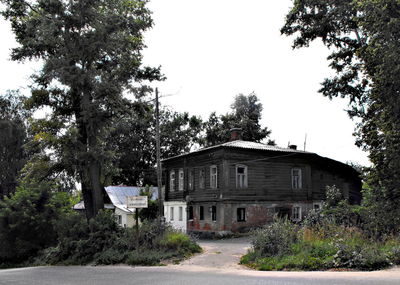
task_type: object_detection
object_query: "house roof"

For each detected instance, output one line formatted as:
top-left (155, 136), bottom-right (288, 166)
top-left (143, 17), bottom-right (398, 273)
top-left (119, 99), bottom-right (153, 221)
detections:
top-left (105, 186), bottom-right (158, 213)
top-left (162, 140), bottom-right (312, 162)
top-left (73, 186), bottom-right (158, 213)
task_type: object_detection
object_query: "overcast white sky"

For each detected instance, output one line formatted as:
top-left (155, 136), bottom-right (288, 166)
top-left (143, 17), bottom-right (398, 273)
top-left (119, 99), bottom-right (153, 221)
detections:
top-left (0, 0), bottom-right (370, 166)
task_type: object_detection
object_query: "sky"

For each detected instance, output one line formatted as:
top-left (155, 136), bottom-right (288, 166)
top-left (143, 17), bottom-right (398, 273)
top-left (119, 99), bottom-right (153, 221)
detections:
top-left (0, 0), bottom-right (370, 166)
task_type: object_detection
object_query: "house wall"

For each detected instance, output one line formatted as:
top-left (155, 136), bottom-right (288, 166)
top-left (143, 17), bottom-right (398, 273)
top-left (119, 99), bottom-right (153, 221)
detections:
top-left (115, 207), bottom-right (135, 228)
top-left (164, 201), bottom-right (187, 232)
top-left (163, 147), bottom-right (362, 234)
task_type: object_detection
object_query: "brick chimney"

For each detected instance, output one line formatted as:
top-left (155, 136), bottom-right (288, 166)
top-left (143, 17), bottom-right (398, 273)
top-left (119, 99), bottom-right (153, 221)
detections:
top-left (230, 128), bottom-right (242, 141)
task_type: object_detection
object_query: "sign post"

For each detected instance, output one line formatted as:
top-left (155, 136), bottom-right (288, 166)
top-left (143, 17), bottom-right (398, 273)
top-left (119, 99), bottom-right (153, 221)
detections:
top-left (127, 196), bottom-right (148, 251)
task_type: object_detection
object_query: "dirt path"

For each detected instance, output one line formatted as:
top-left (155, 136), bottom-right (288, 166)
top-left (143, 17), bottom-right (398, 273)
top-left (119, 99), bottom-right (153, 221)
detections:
top-left (172, 236), bottom-right (251, 271)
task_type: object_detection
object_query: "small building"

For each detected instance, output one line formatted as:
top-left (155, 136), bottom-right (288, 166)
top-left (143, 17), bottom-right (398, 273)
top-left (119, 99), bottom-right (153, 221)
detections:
top-left (162, 135), bottom-right (361, 236)
top-left (73, 185), bottom-right (158, 227)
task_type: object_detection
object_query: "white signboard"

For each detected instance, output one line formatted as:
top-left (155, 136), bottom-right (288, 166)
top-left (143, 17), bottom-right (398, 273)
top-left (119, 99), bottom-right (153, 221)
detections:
top-left (126, 196), bottom-right (148, 208)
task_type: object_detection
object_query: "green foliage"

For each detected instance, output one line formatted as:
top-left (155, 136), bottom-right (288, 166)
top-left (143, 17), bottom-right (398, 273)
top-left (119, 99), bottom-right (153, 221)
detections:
top-left (282, 0), bottom-right (400, 212)
top-left (0, 181), bottom-right (74, 266)
top-left (202, 92), bottom-right (274, 146)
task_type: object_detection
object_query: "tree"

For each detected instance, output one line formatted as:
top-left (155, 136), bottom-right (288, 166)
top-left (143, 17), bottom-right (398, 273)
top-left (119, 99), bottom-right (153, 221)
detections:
top-left (202, 93), bottom-right (274, 146)
top-left (1, 0), bottom-right (162, 218)
top-left (0, 91), bottom-right (30, 198)
top-left (107, 99), bottom-right (203, 186)
top-left (281, 1), bottom-right (400, 205)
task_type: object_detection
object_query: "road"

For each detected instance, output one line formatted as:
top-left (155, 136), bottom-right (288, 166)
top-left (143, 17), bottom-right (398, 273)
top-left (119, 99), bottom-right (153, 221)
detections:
top-left (1, 237), bottom-right (400, 285)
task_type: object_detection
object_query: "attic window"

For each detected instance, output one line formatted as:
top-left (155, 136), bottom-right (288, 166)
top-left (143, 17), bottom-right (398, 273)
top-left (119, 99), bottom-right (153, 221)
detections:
top-left (291, 168), bottom-right (302, 189)
top-left (236, 165), bottom-right (248, 188)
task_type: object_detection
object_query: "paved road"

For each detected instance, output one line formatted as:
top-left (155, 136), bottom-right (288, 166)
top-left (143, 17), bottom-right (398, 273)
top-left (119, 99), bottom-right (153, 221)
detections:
top-left (1, 237), bottom-right (400, 285)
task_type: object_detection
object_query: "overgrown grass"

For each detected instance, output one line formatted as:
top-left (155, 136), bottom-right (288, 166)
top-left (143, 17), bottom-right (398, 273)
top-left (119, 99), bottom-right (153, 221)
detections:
top-left (241, 218), bottom-right (400, 271)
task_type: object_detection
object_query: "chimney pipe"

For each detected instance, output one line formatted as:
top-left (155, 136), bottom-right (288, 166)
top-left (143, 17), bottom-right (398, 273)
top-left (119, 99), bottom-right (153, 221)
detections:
top-left (229, 128), bottom-right (242, 141)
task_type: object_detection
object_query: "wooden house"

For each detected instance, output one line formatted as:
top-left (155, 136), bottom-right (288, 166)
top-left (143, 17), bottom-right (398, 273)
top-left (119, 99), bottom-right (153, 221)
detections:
top-left (162, 133), bottom-right (362, 235)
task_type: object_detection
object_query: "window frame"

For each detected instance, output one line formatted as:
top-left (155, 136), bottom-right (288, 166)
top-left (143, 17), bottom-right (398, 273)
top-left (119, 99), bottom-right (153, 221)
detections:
top-left (188, 206), bottom-right (194, 221)
top-left (188, 168), bottom-right (195, 190)
top-left (210, 165), bottom-right (218, 189)
top-left (170, 206), bottom-right (174, 221)
top-left (236, 164), bottom-right (248, 189)
top-left (237, 208), bottom-right (246, 222)
top-left (291, 168), bottom-right (302, 190)
top-left (170, 170), bottom-right (175, 191)
top-left (178, 206), bottom-right (183, 221)
top-left (199, 168), bottom-right (205, 189)
top-left (178, 168), bottom-right (184, 191)
top-left (199, 206), bottom-right (204, 221)
top-left (292, 205), bottom-right (302, 221)
top-left (211, 205), bottom-right (217, 221)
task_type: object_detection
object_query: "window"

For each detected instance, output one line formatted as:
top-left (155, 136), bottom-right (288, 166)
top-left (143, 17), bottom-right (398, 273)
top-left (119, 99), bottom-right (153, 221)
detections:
top-left (188, 206), bottom-right (194, 220)
top-left (189, 169), bottom-right (195, 190)
top-left (210, 165), bottom-right (218, 188)
top-left (170, 206), bottom-right (174, 221)
top-left (116, 215), bottom-right (122, 225)
top-left (211, 205), bottom-right (217, 221)
top-left (237, 208), bottom-right (246, 222)
top-left (179, 206), bottom-right (183, 221)
top-left (170, 171), bottom-right (175, 191)
top-left (313, 202), bottom-right (322, 210)
top-left (199, 206), bottom-right (204, 220)
top-left (291, 168), bottom-right (302, 189)
top-left (236, 165), bottom-right (248, 188)
top-left (199, 169), bottom-right (205, 189)
top-left (292, 206), bottom-right (302, 221)
top-left (178, 169), bottom-right (184, 191)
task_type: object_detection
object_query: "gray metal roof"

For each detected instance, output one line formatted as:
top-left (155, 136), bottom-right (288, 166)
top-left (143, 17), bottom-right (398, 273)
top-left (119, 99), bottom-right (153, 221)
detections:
top-left (162, 140), bottom-right (312, 161)
top-left (105, 186), bottom-right (158, 213)
top-left (73, 186), bottom-right (158, 213)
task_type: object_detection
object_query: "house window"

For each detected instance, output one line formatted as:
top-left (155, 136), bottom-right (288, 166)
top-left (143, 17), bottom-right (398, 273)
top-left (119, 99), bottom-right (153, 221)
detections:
top-left (292, 206), bottom-right (302, 221)
top-left (170, 171), bottom-right (175, 191)
top-left (237, 208), bottom-right (246, 222)
top-left (170, 206), bottom-right (174, 221)
top-left (199, 169), bottom-right (205, 189)
top-left (116, 215), bottom-right (122, 225)
top-left (236, 165), bottom-right (248, 188)
top-left (210, 165), bottom-right (218, 188)
top-left (211, 205), bottom-right (217, 221)
top-left (178, 169), bottom-right (184, 191)
top-left (189, 169), bottom-right (195, 190)
top-left (179, 206), bottom-right (183, 221)
top-left (199, 206), bottom-right (204, 220)
top-left (188, 206), bottom-right (194, 220)
top-left (291, 168), bottom-right (302, 189)
top-left (313, 202), bottom-right (322, 210)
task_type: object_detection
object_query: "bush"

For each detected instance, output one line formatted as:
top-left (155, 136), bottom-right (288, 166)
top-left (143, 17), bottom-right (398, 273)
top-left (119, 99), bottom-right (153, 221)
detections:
top-left (251, 217), bottom-right (298, 258)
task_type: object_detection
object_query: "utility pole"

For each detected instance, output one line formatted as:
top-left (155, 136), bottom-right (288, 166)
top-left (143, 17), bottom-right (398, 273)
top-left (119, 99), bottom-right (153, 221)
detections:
top-left (155, 88), bottom-right (163, 223)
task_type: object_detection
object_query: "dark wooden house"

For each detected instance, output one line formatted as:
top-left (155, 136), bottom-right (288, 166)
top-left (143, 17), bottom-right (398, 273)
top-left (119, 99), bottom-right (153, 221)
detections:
top-left (162, 137), bottom-right (362, 235)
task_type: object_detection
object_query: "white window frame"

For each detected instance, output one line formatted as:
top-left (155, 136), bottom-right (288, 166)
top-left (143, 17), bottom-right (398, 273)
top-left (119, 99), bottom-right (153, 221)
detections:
top-left (291, 168), bottom-right (302, 189)
top-left (178, 168), bottom-right (184, 191)
top-left (179, 206), bottom-right (183, 221)
top-left (313, 202), bottom-right (322, 211)
top-left (170, 206), bottom-right (174, 221)
top-left (170, 170), bottom-right (175, 191)
top-left (210, 165), bottom-right (218, 189)
top-left (199, 168), bottom-right (205, 189)
top-left (292, 205), bottom-right (302, 221)
top-left (236, 164), bottom-right (248, 189)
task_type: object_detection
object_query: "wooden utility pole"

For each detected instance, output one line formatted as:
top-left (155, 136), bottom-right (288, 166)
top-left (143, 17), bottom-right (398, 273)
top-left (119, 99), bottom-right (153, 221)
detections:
top-left (155, 88), bottom-right (163, 221)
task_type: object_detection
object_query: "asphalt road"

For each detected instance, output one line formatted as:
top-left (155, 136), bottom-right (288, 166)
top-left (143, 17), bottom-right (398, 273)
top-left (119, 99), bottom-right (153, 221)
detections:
top-left (1, 237), bottom-right (400, 285)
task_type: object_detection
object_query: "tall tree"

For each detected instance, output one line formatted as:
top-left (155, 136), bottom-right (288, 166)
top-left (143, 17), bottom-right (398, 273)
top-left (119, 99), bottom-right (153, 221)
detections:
top-left (107, 99), bottom-right (203, 186)
top-left (202, 93), bottom-right (273, 146)
top-left (1, 0), bottom-right (162, 218)
top-left (281, 1), bottom-right (400, 204)
top-left (0, 91), bottom-right (29, 197)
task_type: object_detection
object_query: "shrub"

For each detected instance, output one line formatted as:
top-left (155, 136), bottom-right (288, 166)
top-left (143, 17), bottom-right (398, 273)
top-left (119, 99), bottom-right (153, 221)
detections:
top-left (251, 217), bottom-right (298, 258)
